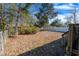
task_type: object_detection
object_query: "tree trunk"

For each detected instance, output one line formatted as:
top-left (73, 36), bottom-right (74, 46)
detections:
top-left (15, 11), bottom-right (19, 36)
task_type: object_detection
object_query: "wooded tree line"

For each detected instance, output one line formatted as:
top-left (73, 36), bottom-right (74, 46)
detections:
top-left (0, 3), bottom-right (58, 35)
top-left (0, 4), bottom-right (34, 35)
top-left (0, 3), bottom-right (78, 35)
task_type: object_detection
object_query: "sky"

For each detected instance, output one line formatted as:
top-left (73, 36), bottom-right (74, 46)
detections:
top-left (50, 3), bottom-right (79, 24)
top-left (29, 3), bottom-right (79, 24)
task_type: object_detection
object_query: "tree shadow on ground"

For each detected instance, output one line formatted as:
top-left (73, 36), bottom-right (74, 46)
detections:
top-left (18, 37), bottom-right (67, 56)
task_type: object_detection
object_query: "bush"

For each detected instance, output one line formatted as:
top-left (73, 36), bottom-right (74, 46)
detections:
top-left (0, 19), bottom-right (6, 31)
top-left (18, 24), bottom-right (39, 34)
top-left (9, 27), bottom-right (15, 35)
top-left (8, 25), bottom-right (15, 36)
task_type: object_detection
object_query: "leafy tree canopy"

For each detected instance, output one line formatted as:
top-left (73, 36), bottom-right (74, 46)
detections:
top-left (34, 3), bottom-right (57, 27)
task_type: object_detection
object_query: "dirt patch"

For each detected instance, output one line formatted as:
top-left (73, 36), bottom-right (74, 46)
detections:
top-left (4, 31), bottom-right (63, 56)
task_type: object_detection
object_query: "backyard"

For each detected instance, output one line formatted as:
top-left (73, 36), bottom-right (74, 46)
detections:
top-left (4, 31), bottom-right (63, 56)
top-left (0, 3), bottom-right (79, 56)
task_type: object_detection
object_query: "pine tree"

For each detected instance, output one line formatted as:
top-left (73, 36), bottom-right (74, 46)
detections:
top-left (34, 3), bottom-right (57, 27)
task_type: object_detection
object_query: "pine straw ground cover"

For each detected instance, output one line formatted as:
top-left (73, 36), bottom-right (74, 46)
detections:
top-left (4, 31), bottom-right (63, 56)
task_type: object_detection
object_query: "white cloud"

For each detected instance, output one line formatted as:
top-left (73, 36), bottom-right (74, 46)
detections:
top-left (50, 3), bottom-right (79, 24)
top-left (57, 14), bottom-right (67, 23)
top-left (54, 5), bottom-right (73, 10)
top-left (49, 13), bottom-right (74, 24)
top-left (64, 11), bottom-right (79, 23)
top-left (49, 14), bottom-right (66, 24)
top-left (57, 12), bottom-right (79, 23)
top-left (68, 3), bottom-right (74, 7)
top-left (49, 12), bottom-right (79, 24)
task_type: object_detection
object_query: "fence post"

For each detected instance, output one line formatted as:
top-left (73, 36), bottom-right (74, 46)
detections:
top-left (67, 24), bottom-right (74, 55)
top-left (0, 31), bottom-right (4, 55)
top-left (3, 30), bottom-right (8, 44)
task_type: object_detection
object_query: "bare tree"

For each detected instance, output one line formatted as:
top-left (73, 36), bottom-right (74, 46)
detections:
top-left (65, 15), bottom-right (72, 26)
top-left (65, 7), bottom-right (79, 26)
top-left (72, 7), bottom-right (77, 24)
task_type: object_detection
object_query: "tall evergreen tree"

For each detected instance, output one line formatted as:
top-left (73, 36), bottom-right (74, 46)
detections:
top-left (34, 3), bottom-right (57, 27)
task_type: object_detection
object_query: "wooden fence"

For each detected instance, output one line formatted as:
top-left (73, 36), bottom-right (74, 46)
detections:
top-left (68, 24), bottom-right (79, 55)
top-left (63, 24), bottom-right (79, 56)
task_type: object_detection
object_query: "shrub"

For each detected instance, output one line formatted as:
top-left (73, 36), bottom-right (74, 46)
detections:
top-left (18, 24), bottom-right (39, 34)
top-left (8, 26), bottom-right (15, 36)
top-left (0, 19), bottom-right (6, 31)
